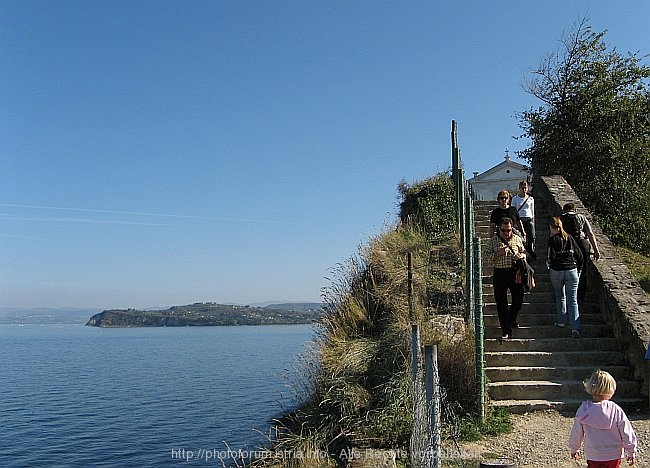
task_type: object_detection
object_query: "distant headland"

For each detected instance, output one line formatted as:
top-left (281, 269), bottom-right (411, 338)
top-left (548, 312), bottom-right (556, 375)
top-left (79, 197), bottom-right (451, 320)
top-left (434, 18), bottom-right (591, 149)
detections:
top-left (85, 302), bottom-right (323, 327)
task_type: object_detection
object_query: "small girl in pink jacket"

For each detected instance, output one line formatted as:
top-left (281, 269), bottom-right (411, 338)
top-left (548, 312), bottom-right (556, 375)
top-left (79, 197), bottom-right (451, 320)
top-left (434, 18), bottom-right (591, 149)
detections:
top-left (569, 369), bottom-right (637, 467)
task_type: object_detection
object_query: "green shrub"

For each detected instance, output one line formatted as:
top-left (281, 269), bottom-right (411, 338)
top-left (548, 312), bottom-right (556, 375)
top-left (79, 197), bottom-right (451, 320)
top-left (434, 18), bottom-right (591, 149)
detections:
top-left (459, 407), bottom-right (512, 441)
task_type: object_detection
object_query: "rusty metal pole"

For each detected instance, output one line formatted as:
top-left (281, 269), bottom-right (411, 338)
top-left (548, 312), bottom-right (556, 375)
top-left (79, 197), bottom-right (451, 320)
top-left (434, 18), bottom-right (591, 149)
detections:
top-left (411, 324), bottom-right (419, 383)
top-left (408, 252), bottom-right (414, 324)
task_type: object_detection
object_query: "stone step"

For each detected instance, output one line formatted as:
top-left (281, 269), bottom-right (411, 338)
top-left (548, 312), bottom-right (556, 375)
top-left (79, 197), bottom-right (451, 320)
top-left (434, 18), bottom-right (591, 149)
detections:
top-left (490, 398), bottom-right (584, 413)
top-left (485, 365), bottom-right (635, 382)
top-left (481, 286), bottom-right (570, 297)
top-left (482, 282), bottom-right (555, 293)
top-left (482, 291), bottom-right (564, 303)
top-left (474, 226), bottom-right (549, 237)
top-left (481, 280), bottom-right (555, 290)
top-left (483, 296), bottom-right (598, 307)
top-left (489, 398), bottom-right (645, 414)
top-left (484, 297), bottom-right (557, 308)
top-left (488, 379), bottom-right (640, 401)
top-left (484, 337), bottom-right (620, 352)
top-left (473, 216), bottom-right (554, 222)
top-left (473, 204), bottom-right (549, 212)
top-left (482, 302), bottom-right (601, 317)
top-left (473, 200), bottom-right (548, 208)
top-left (483, 314), bottom-right (606, 327)
top-left (473, 221), bottom-right (550, 229)
top-left (473, 215), bottom-right (550, 222)
top-left (474, 197), bottom-right (643, 413)
top-left (474, 200), bottom-right (496, 204)
top-left (472, 203), bottom-right (548, 210)
top-left (485, 350), bottom-right (628, 367)
top-left (482, 301), bottom-right (601, 315)
top-left (483, 324), bottom-right (611, 339)
top-left (481, 266), bottom-right (551, 277)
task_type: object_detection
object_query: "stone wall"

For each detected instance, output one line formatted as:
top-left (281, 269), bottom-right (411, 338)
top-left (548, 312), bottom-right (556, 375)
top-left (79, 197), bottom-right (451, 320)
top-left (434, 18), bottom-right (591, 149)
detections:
top-left (535, 175), bottom-right (650, 401)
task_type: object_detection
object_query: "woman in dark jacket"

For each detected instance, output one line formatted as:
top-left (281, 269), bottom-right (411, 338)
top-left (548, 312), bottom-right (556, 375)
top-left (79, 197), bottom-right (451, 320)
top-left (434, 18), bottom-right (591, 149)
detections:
top-left (489, 190), bottom-right (526, 240)
top-left (548, 216), bottom-right (584, 338)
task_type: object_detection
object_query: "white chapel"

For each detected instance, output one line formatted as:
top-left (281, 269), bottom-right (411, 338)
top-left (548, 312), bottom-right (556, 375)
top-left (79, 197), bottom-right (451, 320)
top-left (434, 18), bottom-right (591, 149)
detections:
top-left (467, 150), bottom-right (530, 201)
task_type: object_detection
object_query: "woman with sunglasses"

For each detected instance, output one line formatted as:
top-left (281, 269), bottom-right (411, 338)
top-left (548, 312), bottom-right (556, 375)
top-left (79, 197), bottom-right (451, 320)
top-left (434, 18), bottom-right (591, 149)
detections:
top-left (487, 216), bottom-right (527, 339)
top-left (489, 190), bottom-right (526, 242)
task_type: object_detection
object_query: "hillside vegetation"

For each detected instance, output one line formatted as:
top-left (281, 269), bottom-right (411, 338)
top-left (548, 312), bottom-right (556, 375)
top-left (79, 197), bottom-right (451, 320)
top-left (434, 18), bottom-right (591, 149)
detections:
top-left (518, 19), bottom-right (650, 256)
top-left (251, 174), bottom-right (495, 468)
top-left (516, 19), bottom-right (650, 295)
top-left (616, 247), bottom-right (650, 294)
top-left (85, 303), bottom-right (321, 327)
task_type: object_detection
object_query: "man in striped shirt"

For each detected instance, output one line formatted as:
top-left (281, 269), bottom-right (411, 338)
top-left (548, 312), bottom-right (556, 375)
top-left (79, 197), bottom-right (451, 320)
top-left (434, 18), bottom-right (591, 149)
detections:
top-left (487, 217), bottom-right (527, 339)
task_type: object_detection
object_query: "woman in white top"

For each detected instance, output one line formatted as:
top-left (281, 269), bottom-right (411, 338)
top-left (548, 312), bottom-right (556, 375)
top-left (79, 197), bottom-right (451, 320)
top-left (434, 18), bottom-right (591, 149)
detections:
top-left (512, 180), bottom-right (536, 260)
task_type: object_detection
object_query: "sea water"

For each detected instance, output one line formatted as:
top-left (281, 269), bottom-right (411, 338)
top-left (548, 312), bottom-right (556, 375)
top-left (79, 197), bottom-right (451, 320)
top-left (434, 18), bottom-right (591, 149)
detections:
top-left (0, 324), bottom-right (315, 467)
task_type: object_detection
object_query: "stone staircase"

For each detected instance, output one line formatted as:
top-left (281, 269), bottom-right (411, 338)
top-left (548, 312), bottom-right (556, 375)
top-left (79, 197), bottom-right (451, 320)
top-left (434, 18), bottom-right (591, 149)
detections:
top-left (473, 199), bottom-right (643, 413)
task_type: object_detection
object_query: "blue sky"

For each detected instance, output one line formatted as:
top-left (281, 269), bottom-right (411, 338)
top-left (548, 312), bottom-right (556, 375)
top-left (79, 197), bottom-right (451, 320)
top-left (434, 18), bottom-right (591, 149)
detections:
top-left (1, 1), bottom-right (648, 309)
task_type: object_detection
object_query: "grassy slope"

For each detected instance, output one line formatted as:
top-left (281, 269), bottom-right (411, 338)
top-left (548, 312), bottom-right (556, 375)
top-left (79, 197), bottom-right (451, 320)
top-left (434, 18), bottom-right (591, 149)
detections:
top-left (616, 247), bottom-right (650, 294)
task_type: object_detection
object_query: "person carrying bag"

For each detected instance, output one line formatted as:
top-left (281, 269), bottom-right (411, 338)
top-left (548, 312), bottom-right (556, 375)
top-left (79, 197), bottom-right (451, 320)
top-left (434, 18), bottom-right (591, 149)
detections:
top-left (487, 216), bottom-right (527, 340)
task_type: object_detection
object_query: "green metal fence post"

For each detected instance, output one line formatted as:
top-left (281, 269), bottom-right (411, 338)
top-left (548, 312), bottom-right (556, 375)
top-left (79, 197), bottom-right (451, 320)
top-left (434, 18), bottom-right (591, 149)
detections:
top-left (473, 235), bottom-right (486, 422)
top-left (451, 120), bottom-right (462, 232)
top-left (465, 196), bottom-right (474, 322)
top-left (459, 165), bottom-right (466, 249)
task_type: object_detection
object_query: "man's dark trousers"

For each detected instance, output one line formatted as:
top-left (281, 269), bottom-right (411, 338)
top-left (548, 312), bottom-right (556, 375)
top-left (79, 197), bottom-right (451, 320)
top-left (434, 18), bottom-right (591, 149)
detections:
top-left (493, 267), bottom-right (524, 336)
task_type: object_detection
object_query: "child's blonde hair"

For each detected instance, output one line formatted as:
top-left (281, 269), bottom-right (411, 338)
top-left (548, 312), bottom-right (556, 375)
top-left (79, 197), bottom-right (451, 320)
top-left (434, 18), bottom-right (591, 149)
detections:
top-left (584, 369), bottom-right (617, 396)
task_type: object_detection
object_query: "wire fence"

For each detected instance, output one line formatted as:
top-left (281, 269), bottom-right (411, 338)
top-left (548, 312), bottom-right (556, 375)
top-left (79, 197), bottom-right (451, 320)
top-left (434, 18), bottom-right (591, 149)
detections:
top-left (410, 325), bottom-right (471, 468)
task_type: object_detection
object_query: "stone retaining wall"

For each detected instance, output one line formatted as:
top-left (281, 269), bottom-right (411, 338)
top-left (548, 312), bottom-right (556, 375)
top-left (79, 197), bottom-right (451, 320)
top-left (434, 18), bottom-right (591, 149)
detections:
top-left (535, 175), bottom-right (650, 403)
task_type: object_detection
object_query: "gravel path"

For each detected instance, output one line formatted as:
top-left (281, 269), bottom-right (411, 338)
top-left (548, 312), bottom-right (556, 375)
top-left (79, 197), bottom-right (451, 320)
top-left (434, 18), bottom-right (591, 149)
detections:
top-left (456, 409), bottom-right (650, 467)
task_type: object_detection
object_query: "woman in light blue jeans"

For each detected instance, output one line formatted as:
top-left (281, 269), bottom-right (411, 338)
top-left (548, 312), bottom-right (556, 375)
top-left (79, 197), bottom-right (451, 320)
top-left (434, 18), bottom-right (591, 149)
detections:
top-left (547, 217), bottom-right (584, 338)
top-left (550, 268), bottom-right (580, 333)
